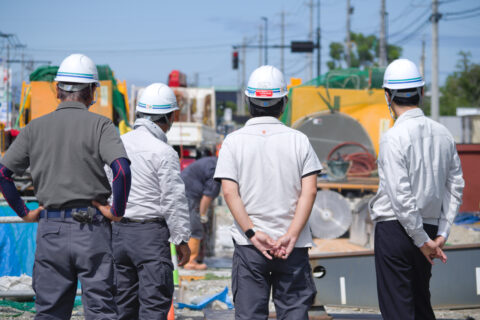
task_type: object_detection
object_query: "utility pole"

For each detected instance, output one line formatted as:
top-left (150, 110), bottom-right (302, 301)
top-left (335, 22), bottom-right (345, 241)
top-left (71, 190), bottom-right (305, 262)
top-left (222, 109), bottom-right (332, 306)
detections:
top-left (379, 0), bottom-right (387, 67)
top-left (420, 37), bottom-right (426, 78)
top-left (308, 0), bottom-right (314, 80)
top-left (346, 0), bottom-right (352, 68)
top-left (258, 25), bottom-right (263, 67)
top-left (240, 37), bottom-right (247, 115)
top-left (6, 41), bottom-right (10, 127)
top-left (280, 11), bottom-right (285, 73)
top-left (431, 0), bottom-right (440, 121)
top-left (317, 0), bottom-right (321, 79)
top-left (262, 17), bottom-right (268, 65)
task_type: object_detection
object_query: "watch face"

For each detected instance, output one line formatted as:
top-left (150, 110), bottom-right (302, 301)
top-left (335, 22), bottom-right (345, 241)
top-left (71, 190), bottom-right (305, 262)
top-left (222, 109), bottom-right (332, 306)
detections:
top-left (245, 229), bottom-right (255, 239)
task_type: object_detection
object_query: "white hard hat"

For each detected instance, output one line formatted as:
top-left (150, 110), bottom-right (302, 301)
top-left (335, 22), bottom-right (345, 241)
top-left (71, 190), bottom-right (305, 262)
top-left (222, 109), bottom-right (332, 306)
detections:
top-left (245, 65), bottom-right (288, 99)
top-left (54, 54), bottom-right (99, 89)
top-left (383, 58), bottom-right (425, 90)
top-left (136, 83), bottom-right (179, 115)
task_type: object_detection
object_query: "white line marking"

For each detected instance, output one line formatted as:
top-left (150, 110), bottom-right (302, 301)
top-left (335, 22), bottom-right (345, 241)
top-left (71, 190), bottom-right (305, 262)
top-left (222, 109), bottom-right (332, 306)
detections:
top-left (476, 267), bottom-right (480, 295)
top-left (340, 276), bottom-right (346, 304)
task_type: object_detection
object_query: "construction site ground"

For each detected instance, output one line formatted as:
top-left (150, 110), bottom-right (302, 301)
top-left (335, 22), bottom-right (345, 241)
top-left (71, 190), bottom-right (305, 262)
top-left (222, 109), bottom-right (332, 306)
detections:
top-left (1, 203), bottom-right (480, 319)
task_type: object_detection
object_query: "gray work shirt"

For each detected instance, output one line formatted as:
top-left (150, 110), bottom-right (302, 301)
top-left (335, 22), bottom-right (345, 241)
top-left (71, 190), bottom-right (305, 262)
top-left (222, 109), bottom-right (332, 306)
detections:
top-left (180, 156), bottom-right (221, 203)
top-left (1, 101), bottom-right (128, 209)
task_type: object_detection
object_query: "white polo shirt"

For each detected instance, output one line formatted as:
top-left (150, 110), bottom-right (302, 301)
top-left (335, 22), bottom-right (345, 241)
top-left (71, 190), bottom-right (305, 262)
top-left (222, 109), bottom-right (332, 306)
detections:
top-left (214, 116), bottom-right (322, 247)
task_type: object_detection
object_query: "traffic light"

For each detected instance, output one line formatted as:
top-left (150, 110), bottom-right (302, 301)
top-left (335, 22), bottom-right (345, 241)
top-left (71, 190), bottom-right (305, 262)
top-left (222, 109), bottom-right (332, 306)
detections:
top-left (291, 41), bottom-right (314, 53)
top-left (232, 51), bottom-right (239, 70)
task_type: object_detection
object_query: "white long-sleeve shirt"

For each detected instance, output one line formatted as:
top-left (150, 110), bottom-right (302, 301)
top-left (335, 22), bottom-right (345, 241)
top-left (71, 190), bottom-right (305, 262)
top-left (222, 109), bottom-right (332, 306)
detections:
top-left (117, 119), bottom-right (191, 244)
top-left (369, 108), bottom-right (464, 247)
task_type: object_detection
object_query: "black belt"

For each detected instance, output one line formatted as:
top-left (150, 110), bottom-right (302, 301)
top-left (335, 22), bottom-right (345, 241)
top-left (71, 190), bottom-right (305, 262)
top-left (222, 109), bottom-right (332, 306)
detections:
top-left (120, 217), bottom-right (165, 224)
top-left (40, 207), bottom-right (100, 223)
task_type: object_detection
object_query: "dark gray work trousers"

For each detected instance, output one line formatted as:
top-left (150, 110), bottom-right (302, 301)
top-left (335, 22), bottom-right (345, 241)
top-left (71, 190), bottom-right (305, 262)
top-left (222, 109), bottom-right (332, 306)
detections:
top-left (375, 220), bottom-right (438, 320)
top-left (33, 215), bottom-right (116, 320)
top-left (112, 220), bottom-right (174, 320)
top-left (232, 243), bottom-right (316, 320)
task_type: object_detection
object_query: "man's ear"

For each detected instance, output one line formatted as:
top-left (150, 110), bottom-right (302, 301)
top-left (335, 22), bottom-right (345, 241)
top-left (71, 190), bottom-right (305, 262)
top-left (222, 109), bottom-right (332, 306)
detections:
top-left (384, 90), bottom-right (391, 103)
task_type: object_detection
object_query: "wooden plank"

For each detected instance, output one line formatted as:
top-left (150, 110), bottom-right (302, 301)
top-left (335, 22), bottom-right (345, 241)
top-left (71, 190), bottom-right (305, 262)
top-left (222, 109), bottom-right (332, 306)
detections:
top-left (317, 177), bottom-right (379, 192)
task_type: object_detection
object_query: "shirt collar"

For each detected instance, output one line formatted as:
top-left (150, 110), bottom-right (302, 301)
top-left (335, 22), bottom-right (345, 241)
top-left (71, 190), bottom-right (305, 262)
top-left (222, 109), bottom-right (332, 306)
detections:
top-left (133, 118), bottom-right (168, 143)
top-left (394, 108), bottom-right (424, 127)
top-left (56, 101), bottom-right (88, 111)
top-left (245, 116), bottom-right (283, 126)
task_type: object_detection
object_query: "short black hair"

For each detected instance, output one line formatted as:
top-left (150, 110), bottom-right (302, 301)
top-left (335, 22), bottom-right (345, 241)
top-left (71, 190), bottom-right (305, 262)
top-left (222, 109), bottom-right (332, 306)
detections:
top-left (385, 87), bottom-right (422, 107)
top-left (248, 98), bottom-right (285, 118)
top-left (57, 83), bottom-right (95, 104)
top-left (153, 111), bottom-right (174, 125)
top-left (136, 111), bottom-right (174, 124)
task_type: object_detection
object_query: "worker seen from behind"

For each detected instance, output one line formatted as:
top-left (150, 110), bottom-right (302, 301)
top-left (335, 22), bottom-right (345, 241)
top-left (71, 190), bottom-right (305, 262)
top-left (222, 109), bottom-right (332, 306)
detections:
top-left (370, 58), bottom-right (465, 320)
top-left (181, 156), bottom-right (221, 270)
top-left (214, 65), bottom-right (322, 320)
top-left (0, 53), bottom-right (131, 319)
top-left (111, 83), bottom-right (191, 319)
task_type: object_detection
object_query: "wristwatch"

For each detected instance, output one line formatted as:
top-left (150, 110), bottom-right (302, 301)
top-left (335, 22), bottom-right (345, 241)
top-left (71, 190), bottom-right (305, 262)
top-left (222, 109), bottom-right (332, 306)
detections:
top-left (245, 228), bottom-right (257, 239)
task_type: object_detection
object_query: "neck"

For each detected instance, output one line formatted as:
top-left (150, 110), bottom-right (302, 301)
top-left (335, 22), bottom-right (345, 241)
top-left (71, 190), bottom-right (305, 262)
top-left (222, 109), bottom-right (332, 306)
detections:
top-left (158, 123), bottom-right (169, 133)
top-left (61, 98), bottom-right (90, 106)
top-left (392, 104), bottom-right (418, 118)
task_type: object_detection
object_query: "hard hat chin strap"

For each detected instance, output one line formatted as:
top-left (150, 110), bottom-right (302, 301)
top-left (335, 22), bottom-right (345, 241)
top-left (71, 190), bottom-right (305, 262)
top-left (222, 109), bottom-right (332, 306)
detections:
top-left (163, 114), bottom-right (172, 132)
top-left (89, 87), bottom-right (97, 107)
top-left (385, 92), bottom-right (397, 121)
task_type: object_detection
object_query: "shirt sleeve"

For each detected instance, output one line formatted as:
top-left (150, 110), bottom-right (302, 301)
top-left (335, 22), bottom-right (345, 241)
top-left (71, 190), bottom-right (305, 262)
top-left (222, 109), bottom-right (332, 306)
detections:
top-left (379, 136), bottom-right (430, 247)
top-left (157, 151), bottom-right (191, 244)
top-left (0, 164), bottom-right (29, 217)
top-left (109, 158), bottom-right (131, 218)
top-left (438, 147), bottom-right (464, 239)
top-left (203, 161), bottom-right (221, 198)
top-left (1, 126), bottom-right (30, 176)
top-left (302, 136), bottom-right (323, 177)
top-left (214, 140), bottom-right (237, 182)
top-left (99, 120), bottom-right (129, 166)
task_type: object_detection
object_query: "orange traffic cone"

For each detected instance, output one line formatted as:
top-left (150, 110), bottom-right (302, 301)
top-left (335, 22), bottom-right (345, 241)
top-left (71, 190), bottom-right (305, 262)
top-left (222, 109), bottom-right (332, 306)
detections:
top-left (167, 301), bottom-right (175, 320)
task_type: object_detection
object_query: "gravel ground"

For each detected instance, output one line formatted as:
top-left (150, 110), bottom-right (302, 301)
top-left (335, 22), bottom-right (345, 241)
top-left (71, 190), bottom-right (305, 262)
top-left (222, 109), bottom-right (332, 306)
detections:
top-left (2, 205), bottom-right (479, 319)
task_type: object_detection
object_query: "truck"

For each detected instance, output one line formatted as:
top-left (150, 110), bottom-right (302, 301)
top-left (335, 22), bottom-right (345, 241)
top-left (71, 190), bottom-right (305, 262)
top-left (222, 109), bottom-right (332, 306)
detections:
top-left (131, 72), bottom-right (219, 169)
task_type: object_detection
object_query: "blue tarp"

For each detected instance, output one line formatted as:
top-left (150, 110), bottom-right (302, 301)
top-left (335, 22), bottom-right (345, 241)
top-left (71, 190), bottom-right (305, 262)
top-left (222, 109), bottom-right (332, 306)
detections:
top-left (176, 286), bottom-right (233, 310)
top-left (0, 203), bottom-right (39, 276)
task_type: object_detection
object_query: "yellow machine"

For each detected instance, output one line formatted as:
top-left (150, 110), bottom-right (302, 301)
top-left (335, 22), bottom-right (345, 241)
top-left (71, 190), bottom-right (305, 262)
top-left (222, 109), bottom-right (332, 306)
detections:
top-left (286, 86), bottom-right (392, 156)
top-left (18, 80), bottom-right (130, 129)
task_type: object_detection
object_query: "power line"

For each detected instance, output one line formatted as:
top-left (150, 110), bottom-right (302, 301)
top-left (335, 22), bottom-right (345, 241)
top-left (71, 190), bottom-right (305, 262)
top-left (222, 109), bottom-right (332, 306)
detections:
top-left (394, 19), bottom-right (430, 45)
top-left (444, 12), bottom-right (480, 20)
top-left (439, 0), bottom-right (469, 3)
top-left (443, 5), bottom-right (480, 16)
top-left (389, 7), bottom-right (431, 40)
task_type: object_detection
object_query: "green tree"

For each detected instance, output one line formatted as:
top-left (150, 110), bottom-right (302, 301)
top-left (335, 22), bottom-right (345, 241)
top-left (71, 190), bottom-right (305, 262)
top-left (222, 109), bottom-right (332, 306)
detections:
top-left (327, 32), bottom-right (402, 70)
top-left (440, 51), bottom-right (480, 115)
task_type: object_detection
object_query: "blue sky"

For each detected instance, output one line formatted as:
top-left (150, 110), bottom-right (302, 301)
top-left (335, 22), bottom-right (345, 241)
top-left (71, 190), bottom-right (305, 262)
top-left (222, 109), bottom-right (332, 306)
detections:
top-left (1, 0), bottom-right (479, 90)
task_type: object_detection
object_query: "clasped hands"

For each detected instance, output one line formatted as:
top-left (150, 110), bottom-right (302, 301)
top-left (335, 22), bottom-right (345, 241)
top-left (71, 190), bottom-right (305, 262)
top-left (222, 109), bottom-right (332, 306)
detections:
top-left (250, 230), bottom-right (298, 260)
top-left (420, 236), bottom-right (448, 265)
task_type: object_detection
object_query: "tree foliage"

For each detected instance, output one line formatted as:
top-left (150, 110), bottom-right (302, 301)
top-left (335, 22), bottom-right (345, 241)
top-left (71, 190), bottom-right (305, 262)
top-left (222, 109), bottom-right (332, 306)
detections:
top-left (327, 32), bottom-right (402, 70)
top-left (440, 51), bottom-right (480, 115)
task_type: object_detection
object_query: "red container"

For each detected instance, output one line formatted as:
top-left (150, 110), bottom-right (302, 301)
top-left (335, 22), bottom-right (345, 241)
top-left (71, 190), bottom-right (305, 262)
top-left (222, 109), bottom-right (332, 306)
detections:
top-left (457, 144), bottom-right (480, 212)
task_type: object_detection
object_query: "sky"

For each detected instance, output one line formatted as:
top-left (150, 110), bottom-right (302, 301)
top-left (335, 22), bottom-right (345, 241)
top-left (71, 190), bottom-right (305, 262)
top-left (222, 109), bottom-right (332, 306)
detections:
top-left (1, 0), bottom-right (479, 92)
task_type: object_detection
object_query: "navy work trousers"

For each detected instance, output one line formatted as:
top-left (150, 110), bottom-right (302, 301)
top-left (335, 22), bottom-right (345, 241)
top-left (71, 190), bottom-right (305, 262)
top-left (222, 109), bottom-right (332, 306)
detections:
top-left (33, 213), bottom-right (116, 319)
top-left (374, 220), bottom-right (438, 320)
top-left (112, 220), bottom-right (174, 320)
top-left (232, 243), bottom-right (316, 320)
